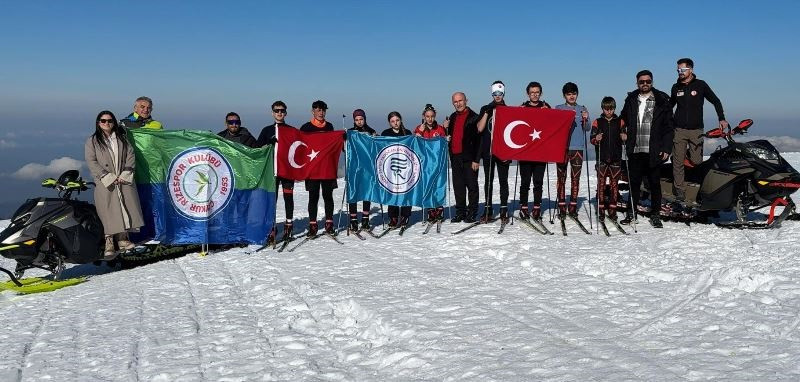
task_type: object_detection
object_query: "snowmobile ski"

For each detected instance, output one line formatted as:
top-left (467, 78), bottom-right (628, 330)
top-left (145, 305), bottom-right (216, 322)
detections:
top-left (0, 276), bottom-right (87, 295)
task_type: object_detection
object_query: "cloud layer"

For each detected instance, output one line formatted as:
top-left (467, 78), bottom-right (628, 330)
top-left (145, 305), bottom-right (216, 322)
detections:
top-left (11, 157), bottom-right (85, 180)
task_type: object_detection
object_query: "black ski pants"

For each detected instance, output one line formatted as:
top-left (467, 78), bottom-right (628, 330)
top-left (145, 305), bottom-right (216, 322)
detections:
top-left (519, 161), bottom-right (547, 208)
top-left (450, 152), bottom-right (479, 217)
top-left (627, 152), bottom-right (662, 216)
top-left (277, 177), bottom-right (294, 222)
top-left (306, 179), bottom-right (336, 223)
top-left (483, 155), bottom-right (510, 210)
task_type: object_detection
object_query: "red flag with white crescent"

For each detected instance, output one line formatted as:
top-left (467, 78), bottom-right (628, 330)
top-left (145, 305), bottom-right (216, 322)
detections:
top-left (491, 106), bottom-right (575, 163)
top-left (277, 126), bottom-right (344, 180)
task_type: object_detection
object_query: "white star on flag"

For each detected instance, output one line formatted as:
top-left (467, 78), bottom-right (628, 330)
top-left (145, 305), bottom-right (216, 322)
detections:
top-left (529, 129), bottom-right (542, 141)
top-left (308, 149), bottom-right (319, 161)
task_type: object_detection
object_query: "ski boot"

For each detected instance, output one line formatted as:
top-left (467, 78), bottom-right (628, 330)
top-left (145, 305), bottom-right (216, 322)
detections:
top-left (281, 222), bottom-right (293, 241)
top-left (451, 213), bottom-right (464, 223)
top-left (568, 202), bottom-right (579, 219)
top-left (532, 205), bottom-right (542, 222)
top-left (607, 209), bottom-right (618, 222)
top-left (435, 207), bottom-right (445, 222)
top-left (480, 207), bottom-right (493, 223)
top-left (598, 208), bottom-right (605, 222)
top-left (388, 217), bottom-right (398, 228)
top-left (349, 218), bottom-right (359, 233)
top-left (518, 206), bottom-right (530, 220)
top-left (324, 219), bottom-right (336, 235)
top-left (307, 221), bottom-right (318, 237)
top-left (267, 227), bottom-right (277, 246)
top-left (499, 207), bottom-right (509, 223)
top-left (361, 216), bottom-right (370, 231)
top-left (399, 216), bottom-right (409, 228)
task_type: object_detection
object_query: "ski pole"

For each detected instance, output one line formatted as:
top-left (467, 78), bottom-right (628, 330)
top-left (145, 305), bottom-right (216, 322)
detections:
top-left (446, 149), bottom-right (453, 222)
top-left (595, 134), bottom-right (601, 234)
top-left (546, 163), bottom-right (554, 224)
top-left (622, 150), bottom-right (637, 233)
top-left (583, 127), bottom-right (594, 230)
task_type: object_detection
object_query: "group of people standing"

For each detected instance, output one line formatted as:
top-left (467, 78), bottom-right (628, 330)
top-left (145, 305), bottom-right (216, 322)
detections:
top-left (84, 57), bottom-right (726, 252)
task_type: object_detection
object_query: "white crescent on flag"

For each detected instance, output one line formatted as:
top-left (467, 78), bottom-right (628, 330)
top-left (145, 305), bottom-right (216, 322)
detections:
top-left (503, 120), bottom-right (530, 149)
top-left (288, 141), bottom-right (308, 168)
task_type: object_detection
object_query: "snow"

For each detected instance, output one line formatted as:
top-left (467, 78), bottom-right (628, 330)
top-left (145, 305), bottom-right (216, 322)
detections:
top-left (2, 154), bottom-right (800, 381)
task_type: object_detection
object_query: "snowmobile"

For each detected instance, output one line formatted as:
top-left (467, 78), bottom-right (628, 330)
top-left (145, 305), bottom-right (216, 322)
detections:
top-left (654, 119), bottom-right (800, 228)
top-left (0, 170), bottom-right (106, 289)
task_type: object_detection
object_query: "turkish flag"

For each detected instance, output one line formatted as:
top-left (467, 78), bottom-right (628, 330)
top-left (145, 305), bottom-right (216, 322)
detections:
top-left (277, 126), bottom-right (344, 180)
top-left (491, 106), bottom-right (576, 162)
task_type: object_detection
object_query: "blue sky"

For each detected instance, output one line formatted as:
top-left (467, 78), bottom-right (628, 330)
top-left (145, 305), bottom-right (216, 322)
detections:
top-left (0, 0), bottom-right (798, 216)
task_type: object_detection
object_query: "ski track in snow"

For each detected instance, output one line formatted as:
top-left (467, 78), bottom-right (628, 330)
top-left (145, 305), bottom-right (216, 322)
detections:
top-left (2, 154), bottom-right (800, 381)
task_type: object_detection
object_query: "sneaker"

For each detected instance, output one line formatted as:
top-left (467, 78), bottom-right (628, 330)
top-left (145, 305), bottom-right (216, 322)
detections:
top-left (116, 232), bottom-right (135, 251)
top-left (103, 235), bottom-right (116, 260)
top-left (307, 222), bottom-right (318, 237)
top-left (649, 215), bottom-right (663, 228)
top-left (324, 220), bottom-right (335, 235)
top-left (388, 217), bottom-right (398, 228)
top-left (281, 223), bottom-right (293, 241)
top-left (620, 213), bottom-right (634, 225)
top-left (361, 217), bottom-right (370, 230)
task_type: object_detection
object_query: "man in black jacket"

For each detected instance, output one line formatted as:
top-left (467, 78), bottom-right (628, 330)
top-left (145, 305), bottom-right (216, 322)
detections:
top-left (619, 70), bottom-right (675, 228)
top-left (256, 101), bottom-right (296, 243)
top-left (218, 112), bottom-right (257, 148)
top-left (670, 57), bottom-right (728, 203)
top-left (444, 92), bottom-right (482, 223)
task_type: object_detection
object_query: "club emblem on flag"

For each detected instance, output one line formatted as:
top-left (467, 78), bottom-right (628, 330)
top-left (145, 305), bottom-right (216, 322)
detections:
top-left (167, 147), bottom-right (234, 220)
top-left (375, 144), bottom-right (421, 194)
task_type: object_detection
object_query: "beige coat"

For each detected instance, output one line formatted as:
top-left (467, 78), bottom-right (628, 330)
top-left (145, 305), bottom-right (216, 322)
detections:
top-left (84, 134), bottom-right (144, 235)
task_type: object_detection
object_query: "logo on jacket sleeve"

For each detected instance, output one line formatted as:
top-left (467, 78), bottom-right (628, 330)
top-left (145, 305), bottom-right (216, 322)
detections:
top-left (167, 147), bottom-right (234, 220)
top-left (376, 144), bottom-right (421, 194)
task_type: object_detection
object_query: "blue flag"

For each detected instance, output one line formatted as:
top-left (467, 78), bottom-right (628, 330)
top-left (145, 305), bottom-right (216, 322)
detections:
top-left (346, 131), bottom-right (447, 207)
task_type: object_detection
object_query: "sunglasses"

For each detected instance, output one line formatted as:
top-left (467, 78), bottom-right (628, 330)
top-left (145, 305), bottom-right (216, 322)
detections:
top-left (272, 109), bottom-right (287, 114)
top-left (99, 118), bottom-right (114, 124)
top-left (677, 68), bottom-right (691, 73)
top-left (637, 79), bottom-right (653, 85)
top-left (226, 120), bottom-right (241, 125)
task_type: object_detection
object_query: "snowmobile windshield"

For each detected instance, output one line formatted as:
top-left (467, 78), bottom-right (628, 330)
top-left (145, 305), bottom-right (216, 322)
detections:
top-left (742, 141), bottom-right (780, 162)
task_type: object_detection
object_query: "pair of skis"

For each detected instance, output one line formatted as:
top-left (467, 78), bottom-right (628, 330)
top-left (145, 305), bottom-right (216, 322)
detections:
top-left (557, 214), bottom-right (592, 236)
top-left (520, 217), bottom-right (554, 235)
top-left (598, 218), bottom-right (629, 236)
top-left (451, 217), bottom-right (510, 235)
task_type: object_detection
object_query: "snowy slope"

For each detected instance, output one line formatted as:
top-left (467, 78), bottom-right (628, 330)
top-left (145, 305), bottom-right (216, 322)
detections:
top-left (1, 154), bottom-right (800, 381)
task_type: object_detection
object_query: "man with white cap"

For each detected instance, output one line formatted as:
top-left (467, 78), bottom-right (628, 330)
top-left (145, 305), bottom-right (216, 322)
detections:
top-left (476, 80), bottom-right (510, 223)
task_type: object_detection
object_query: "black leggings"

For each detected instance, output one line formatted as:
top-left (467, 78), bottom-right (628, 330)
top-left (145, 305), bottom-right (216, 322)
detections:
top-left (277, 178), bottom-right (294, 221)
top-left (348, 201), bottom-right (371, 219)
top-left (519, 161), bottom-right (546, 208)
top-left (306, 179), bottom-right (336, 222)
top-left (483, 156), bottom-right (510, 208)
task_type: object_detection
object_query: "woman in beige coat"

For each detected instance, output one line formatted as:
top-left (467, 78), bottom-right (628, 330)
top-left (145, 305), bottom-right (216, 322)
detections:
top-left (84, 110), bottom-right (144, 259)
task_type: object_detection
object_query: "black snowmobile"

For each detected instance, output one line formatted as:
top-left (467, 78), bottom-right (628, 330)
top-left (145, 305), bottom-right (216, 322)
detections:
top-left (0, 170), bottom-right (106, 287)
top-left (654, 119), bottom-right (800, 228)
